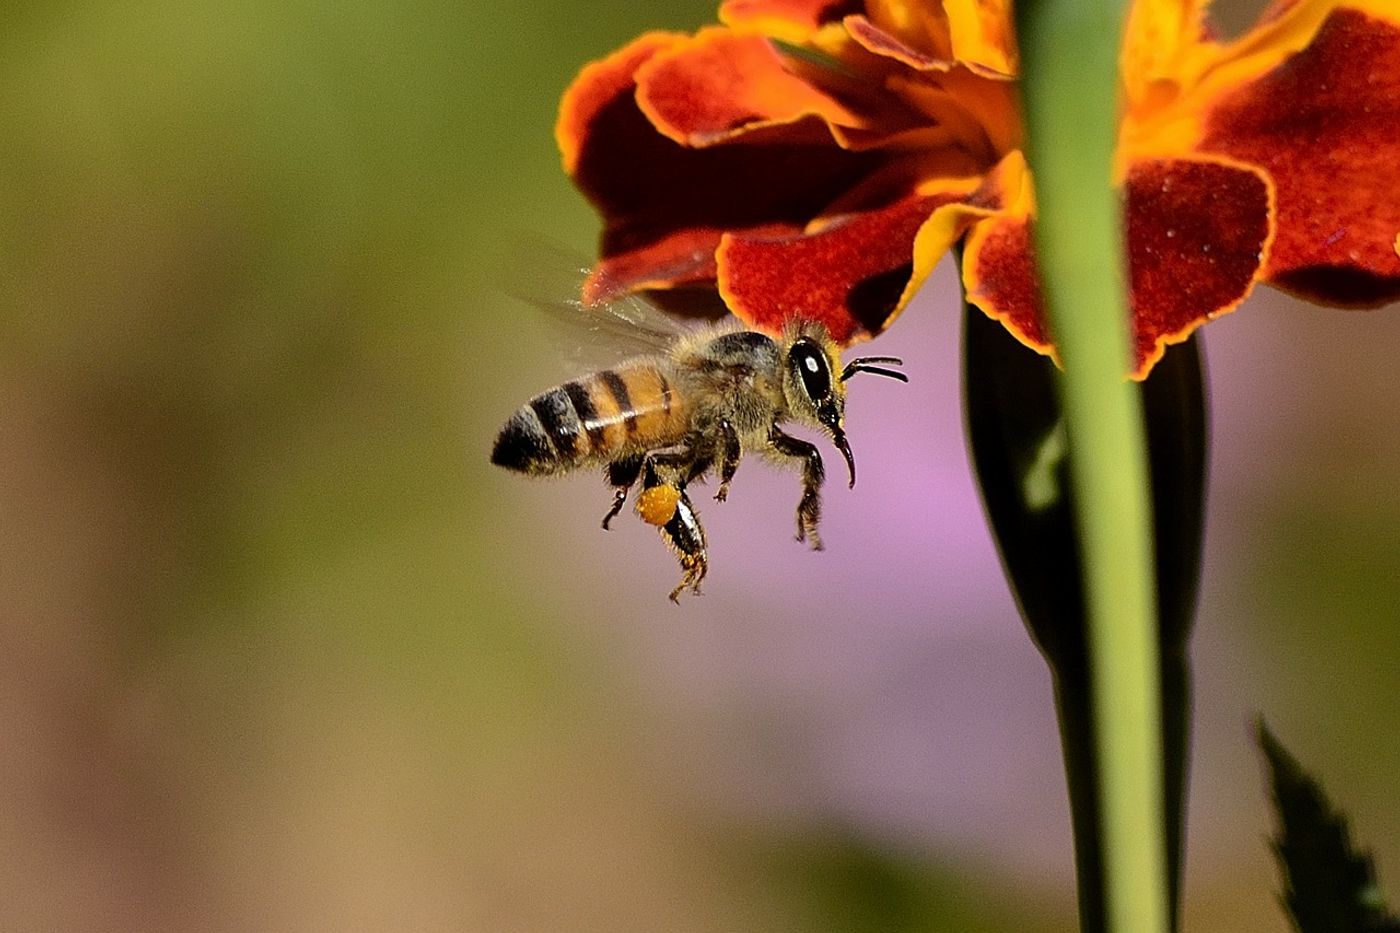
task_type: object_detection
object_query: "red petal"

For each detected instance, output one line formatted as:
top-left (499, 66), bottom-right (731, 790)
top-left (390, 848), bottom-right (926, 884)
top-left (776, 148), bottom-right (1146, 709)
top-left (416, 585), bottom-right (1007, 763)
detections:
top-left (1125, 157), bottom-right (1273, 374)
top-left (963, 156), bottom-right (1272, 376)
top-left (963, 213), bottom-right (1050, 356)
top-left (584, 223), bottom-right (799, 307)
top-left (636, 29), bottom-right (863, 146)
top-left (557, 33), bottom-right (682, 176)
top-left (1201, 8), bottom-right (1400, 305)
top-left (558, 35), bottom-right (884, 304)
top-left (716, 192), bottom-right (963, 343)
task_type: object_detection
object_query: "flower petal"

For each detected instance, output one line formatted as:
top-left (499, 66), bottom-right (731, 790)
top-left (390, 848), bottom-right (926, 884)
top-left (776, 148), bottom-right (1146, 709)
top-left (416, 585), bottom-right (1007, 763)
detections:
top-left (844, 0), bottom-right (1016, 77)
top-left (1201, 6), bottom-right (1400, 305)
top-left (719, 0), bottom-right (862, 39)
top-left (914, 149), bottom-right (1027, 302)
top-left (860, 0), bottom-right (950, 56)
top-left (1120, 0), bottom-right (1356, 162)
top-left (960, 153), bottom-right (1049, 359)
top-left (635, 28), bottom-right (865, 146)
top-left (963, 154), bottom-right (1273, 377)
top-left (557, 32), bottom-right (684, 176)
top-left (941, 0), bottom-right (1017, 77)
top-left (557, 34), bottom-right (883, 305)
top-left (716, 154), bottom-right (1019, 345)
top-left (717, 190), bottom-right (968, 343)
top-left (963, 214), bottom-right (1049, 360)
top-left (1121, 0), bottom-right (1211, 98)
top-left (1124, 156), bottom-right (1273, 375)
top-left (843, 13), bottom-right (953, 70)
top-left (1189, 0), bottom-right (1358, 107)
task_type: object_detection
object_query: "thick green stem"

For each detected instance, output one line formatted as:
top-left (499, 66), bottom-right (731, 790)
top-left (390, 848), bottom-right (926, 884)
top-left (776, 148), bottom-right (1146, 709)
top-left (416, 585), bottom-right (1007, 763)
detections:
top-left (1014, 1), bottom-right (1169, 931)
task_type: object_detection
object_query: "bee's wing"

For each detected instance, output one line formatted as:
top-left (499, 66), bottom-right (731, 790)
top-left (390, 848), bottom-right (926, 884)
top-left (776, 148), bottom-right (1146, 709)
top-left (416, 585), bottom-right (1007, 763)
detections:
top-left (502, 240), bottom-right (700, 368)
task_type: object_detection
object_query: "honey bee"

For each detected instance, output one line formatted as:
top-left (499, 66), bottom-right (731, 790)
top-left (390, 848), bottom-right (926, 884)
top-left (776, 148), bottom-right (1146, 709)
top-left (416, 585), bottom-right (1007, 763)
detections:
top-left (491, 291), bottom-right (906, 601)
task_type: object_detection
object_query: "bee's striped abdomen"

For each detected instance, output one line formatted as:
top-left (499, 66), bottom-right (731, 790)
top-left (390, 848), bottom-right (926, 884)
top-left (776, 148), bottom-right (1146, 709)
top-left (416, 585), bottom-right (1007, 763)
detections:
top-left (491, 363), bottom-right (686, 475)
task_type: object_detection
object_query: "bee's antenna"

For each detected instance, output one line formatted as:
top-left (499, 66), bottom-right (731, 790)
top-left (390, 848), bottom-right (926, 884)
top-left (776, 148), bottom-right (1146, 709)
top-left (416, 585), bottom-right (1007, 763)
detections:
top-left (841, 356), bottom-right (908, 383)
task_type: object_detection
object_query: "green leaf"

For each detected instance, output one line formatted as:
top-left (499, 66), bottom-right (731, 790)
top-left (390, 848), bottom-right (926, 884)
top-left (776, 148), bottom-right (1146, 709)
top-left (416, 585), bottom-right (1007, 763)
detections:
top-left (1259, 722), bottom-right (1400, 933)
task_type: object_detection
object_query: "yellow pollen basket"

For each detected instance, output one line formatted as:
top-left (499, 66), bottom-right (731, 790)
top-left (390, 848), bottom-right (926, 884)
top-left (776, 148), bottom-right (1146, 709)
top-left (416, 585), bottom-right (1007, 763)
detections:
top-left (636, 484), bottom-right (682, 526)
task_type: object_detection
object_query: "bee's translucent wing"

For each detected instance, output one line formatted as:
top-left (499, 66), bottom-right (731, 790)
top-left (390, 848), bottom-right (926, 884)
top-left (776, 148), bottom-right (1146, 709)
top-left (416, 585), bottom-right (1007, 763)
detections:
top-left (502, 240), bottom-right (702, 368)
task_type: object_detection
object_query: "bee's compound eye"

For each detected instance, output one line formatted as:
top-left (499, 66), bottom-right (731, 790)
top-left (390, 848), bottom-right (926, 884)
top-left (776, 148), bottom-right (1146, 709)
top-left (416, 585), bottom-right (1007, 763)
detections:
top-left (791, 340), bottom-right (831, 402)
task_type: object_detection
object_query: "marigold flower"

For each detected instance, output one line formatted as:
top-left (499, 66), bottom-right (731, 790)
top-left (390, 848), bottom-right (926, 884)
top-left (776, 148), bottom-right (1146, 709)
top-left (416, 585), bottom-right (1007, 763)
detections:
top-left (557, 0), bottom-right (1400, 377)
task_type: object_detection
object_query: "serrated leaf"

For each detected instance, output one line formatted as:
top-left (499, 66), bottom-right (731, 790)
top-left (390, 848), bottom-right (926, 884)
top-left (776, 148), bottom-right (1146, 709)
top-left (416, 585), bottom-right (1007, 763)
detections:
top-left (1259, 722), bottom-right (1400, 933)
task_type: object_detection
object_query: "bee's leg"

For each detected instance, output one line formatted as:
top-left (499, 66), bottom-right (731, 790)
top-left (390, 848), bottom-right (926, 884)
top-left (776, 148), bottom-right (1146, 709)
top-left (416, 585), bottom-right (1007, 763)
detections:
top-left (663, 488), bottom-right (708, 602)
top-left (713, 419), bottom-right (741, 502)
top-left (641, 442), bottom-right (697, 491)
top-left (768, 425), bottom-right (826, 551)
top-left (601, 454), bottom-right (643, 530)
top-left (685, 451), bottom-right (714, 487)
top-left (635, 442), bottom-right (699, 526)
top-left (634, 442), bottom-right (708, 600)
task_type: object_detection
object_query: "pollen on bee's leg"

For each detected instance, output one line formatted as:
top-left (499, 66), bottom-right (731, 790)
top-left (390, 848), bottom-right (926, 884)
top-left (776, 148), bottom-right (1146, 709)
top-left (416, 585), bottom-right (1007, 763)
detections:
top-left (660, 490), bottom-right (707, 602)
top-left (636, 483), bottom-right (682, 526)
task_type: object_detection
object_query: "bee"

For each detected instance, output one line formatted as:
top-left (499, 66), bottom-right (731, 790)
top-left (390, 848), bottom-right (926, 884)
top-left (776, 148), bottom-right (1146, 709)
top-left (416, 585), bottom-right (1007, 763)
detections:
top-left (491, 290), bottom-right (907, 601)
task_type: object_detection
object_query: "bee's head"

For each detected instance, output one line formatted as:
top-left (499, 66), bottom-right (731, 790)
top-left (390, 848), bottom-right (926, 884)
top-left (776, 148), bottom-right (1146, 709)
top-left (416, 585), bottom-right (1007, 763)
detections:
top-left (781, 325), bottom-right (907, 488)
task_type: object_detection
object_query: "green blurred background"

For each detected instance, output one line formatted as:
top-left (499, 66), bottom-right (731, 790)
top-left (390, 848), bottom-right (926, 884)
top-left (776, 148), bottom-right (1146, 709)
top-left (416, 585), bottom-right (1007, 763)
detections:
top-left (1, 1), bottom-right (1395, 930)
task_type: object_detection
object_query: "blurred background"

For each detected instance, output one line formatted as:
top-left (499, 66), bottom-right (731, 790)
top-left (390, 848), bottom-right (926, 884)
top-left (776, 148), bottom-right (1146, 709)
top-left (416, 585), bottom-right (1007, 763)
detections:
top-left (2, 0), bottom-right (1396, 930)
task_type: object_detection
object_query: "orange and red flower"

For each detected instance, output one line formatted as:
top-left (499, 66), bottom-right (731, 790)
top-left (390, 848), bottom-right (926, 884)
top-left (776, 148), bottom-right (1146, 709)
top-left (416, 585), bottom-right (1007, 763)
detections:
top-left (557, 0), bottom-right (1400, 377)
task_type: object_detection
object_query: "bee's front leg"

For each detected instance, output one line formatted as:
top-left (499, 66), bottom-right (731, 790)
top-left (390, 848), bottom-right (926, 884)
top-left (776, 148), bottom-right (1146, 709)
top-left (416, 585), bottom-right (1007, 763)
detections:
top-left (601, 454), bottom-right (643, 530)
top-left (769, 425), bottom-right (826, 551)
top-left (713, 419), bottom-right (741, 502)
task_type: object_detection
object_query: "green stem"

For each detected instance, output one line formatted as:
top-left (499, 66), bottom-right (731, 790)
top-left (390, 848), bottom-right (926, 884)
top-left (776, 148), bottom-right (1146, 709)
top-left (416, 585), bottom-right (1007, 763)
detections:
top-left (1013, 2), bottom-right (1169, 931)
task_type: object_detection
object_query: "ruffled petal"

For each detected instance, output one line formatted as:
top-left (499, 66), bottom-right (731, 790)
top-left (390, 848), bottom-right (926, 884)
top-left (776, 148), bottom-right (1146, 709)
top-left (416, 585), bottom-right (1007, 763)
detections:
top-left (963, 154), bottom-right (1273, 377)
top-left (963, 222), bottom-right (1049, 361)
top-left (584, 226), bottom-right (773, 306)
top-left (1121, 0), bottom-right (1211, 100)
top-left (1121, 0), bottom-right (1336, 167)
top-left (1124, 156), bottom-right (1273, 375)
top-left (843, 14), bottom-right (954, 70)
top-left (557, 34), bottom-right (884, 305)
top-left (1201, 6), bottom-right (1400, 305)
top-left (557, 32), bottom-right (684, 175)
top-left (717, 190), bottom-right (969, 343)
top-left (861, 0), bottom-right (954, 62)
top-left (941, 0), bottom-right (1017, 77)
top-left (845, 0), bottom-right (1015, 77)
top-left (635, 28), bottom-right (865, 146)
top-left (913, 149), bottom-right (1027, 304)
top-left (1187, 0), bottom-right (1353, 108)
top-left (886, 66), bottom-right (1022, 161)
top-left (719, 0), bottom-right (862, 39)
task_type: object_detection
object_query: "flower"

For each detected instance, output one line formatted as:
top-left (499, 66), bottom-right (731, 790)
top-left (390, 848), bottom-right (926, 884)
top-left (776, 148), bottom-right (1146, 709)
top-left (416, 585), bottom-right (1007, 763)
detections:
top-left (556, 0), bottom-right (1400, 377)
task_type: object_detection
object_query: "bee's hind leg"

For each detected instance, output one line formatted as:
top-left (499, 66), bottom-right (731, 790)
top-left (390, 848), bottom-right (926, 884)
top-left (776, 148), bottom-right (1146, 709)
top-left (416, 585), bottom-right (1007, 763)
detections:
top-left (629, 441), bottom-right (707, 599)
top-left (601, 454), bottom-right (643, 530)
top-left (663, 489), bottom-right (708, 602)
top-left (640, 442), bottom-right (698, 491)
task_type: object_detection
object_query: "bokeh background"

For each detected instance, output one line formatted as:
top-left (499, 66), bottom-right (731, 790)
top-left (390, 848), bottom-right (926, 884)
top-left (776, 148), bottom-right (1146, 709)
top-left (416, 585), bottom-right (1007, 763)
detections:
top-left (2, 0), bottom-right (1396, 930)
